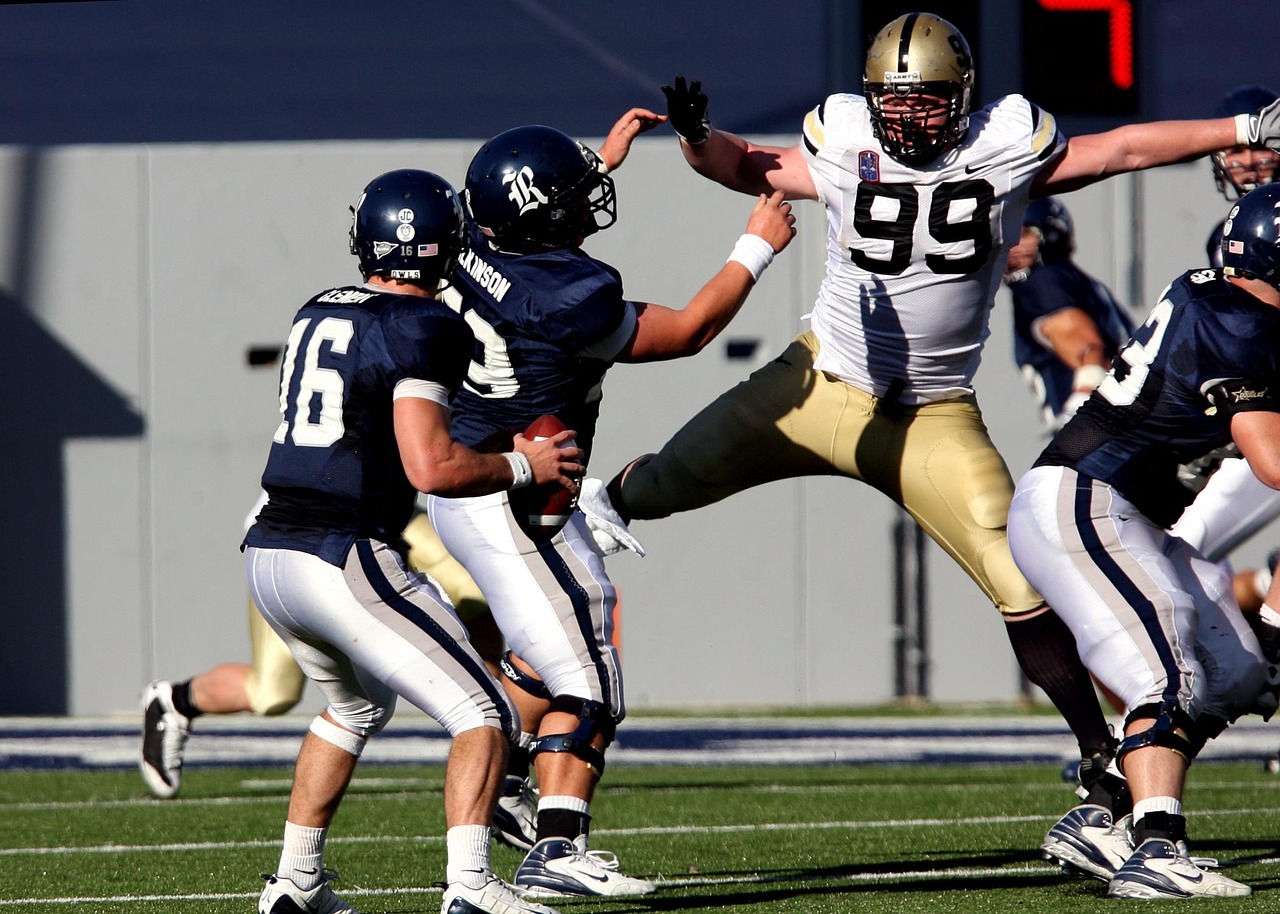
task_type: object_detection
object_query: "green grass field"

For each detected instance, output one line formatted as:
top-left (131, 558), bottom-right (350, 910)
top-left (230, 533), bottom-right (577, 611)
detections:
top-left (2, 761), bottom-right (1277, 913)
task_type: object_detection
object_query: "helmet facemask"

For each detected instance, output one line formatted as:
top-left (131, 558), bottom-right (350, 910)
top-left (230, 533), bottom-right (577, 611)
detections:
top-left (1211, 145), bottom-right (1280, 201)
top-left (866, 81), bottom-right (970, 164)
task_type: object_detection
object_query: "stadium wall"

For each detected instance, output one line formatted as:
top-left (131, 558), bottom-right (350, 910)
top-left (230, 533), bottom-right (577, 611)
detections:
top-left (0, 137), bottom-right (1255, 715)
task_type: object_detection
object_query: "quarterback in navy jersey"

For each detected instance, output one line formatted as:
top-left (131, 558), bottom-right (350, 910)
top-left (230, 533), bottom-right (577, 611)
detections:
top-left (429, 111), bottom-right (795, 897)
top-left (1003, 198), bottom-right (1134, 430)
top-left (1009, 184), bottom-right (1280, 899)
top-left (242, 169), bottom-right (579, 914)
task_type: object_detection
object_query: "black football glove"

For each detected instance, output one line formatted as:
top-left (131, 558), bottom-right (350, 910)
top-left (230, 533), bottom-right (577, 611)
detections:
top-left (660, 76), bottom-right (711, 145)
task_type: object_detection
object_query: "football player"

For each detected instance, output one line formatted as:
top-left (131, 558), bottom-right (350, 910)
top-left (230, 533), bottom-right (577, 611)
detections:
top-left (428, 109), bottom-right (795, 897)
top-left (1169, 85), bottom-right (1280, 620)
top-left (1008, 183), bottom-right (1280, 898)
top-left (582, 9), bottom-right (1280, 873)
top-left (1003, 197), bottom-right (1134, 432)
top-left (242, 168), bottom-right (580, 914)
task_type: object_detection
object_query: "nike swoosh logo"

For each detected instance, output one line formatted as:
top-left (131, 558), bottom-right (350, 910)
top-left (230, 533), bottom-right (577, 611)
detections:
top-left (965, 164), bottom-right (984, 174)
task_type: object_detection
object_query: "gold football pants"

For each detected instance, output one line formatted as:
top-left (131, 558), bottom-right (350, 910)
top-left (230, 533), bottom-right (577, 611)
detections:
top-left (621, 330), bottom-right (1043, 616)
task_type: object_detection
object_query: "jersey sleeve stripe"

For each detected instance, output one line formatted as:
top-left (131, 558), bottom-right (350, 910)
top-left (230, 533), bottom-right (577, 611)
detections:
top-left (802, 106), bottom-right (825, 156)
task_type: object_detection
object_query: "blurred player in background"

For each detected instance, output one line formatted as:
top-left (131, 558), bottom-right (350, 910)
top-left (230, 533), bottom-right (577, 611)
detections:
top-left (1003, 197), bottom-right (1133, 433)
top-left (1009, 184), bottom-right (1280, 898)
top-left (429, 109), bottom-right (795, 897)
top-left (585, 9), bottom-right (1280, 865)
top-left (1205, 85), bottom-right (1280, 267)
top-left (139, 495), bottom-right (496, 799)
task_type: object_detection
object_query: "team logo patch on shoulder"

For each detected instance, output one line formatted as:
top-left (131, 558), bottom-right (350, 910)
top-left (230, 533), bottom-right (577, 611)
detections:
top-left (858, 150), bottom-right (880, 182)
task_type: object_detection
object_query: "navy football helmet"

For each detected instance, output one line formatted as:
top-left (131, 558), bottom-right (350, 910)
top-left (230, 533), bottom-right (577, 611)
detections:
top-left (1211, 84), bottom-right (1280, 200)
top-left (349, 169), bottom-right (465, 284)
top-left (863, 12), bottom-right (974, 165)
top-left (464, 125), bottom-right (616, 251)
top-left (1023, 197), bottom-right (1074, 262)
top-left (1220, 183), bottom-right (1280, 289)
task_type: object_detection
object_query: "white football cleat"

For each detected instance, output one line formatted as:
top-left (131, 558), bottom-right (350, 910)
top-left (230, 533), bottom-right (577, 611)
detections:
top-left (1108, 838), bottom-right (1251, 898)
top-left (442, 874), bottom-right (560, 914)
top-left (1041, 804), bottom-right (1132, 881)
top-left (515, 835), bottom-right (657, 897)
top-left (258, 872), bottom-right (358, 914)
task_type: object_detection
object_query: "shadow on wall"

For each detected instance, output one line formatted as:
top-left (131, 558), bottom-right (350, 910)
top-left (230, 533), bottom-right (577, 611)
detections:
top-left (0, 289), bottom-right (144, 713)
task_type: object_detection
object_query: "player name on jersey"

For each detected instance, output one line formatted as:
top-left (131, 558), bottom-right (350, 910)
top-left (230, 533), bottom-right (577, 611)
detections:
top-left (458, 248), bottom-right (512, 302)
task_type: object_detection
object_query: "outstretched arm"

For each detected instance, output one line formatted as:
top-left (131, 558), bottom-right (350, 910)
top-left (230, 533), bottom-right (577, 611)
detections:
top-left (1035, 97), bottom-right (1280, 196)
top-left (661, 76), bottom-right (818, 201)
top-left (617, 191), bottom-right (797, 363)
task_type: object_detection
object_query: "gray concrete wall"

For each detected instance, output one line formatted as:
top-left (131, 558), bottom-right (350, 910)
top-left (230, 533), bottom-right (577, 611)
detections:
top-left (3, 137), bottom-right (1263, 714)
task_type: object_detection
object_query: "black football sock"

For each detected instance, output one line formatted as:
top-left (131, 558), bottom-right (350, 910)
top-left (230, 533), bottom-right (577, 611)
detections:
top-left (169, 679), bottom-right (203, 720)
top-left (1004, 609), bottom-right (1112, 756)
top-left (537, 808), bottom-right (591, 843)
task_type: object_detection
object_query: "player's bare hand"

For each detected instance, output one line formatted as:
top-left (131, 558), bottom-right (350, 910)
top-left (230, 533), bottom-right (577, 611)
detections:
top-left (514, 429), bottom-right (585, 488)
top-left (598, 108), bottom-right (667, 172)
top-left (745, 190), bottom-right (797, 253)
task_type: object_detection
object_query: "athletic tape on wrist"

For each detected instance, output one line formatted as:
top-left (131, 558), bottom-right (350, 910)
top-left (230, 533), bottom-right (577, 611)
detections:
top-left (504, 451), bottom-right (533, 489)
top-left (727, 233), bottom-right (775, 282)
top-left (1236, 113), bottom-right (1250, 146)
top-left (1072, 364), bottom-right (1107, 392)
top-left (310, 715), bottom-right (367, 758)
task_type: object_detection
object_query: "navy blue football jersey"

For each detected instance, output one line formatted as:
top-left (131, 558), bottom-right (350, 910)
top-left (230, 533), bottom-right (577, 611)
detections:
top-left (1010, 260), bottom-right (1134, 421)
top-left (1036, 268), bottom-right (1280, 527)
top-left (244, 284), bottom-right (474, 565)
top-left (448, 223), bottom-right (633, 463)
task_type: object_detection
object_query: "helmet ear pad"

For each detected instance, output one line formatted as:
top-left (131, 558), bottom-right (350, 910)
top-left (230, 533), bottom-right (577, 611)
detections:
top-left (464, 125), bottom-right (616, 252)
top-left (349, 170), bottom-right (465, 284)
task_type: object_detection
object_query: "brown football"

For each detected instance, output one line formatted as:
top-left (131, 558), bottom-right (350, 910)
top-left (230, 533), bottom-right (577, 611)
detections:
top-left (508, 414), bottom-right (579, 540)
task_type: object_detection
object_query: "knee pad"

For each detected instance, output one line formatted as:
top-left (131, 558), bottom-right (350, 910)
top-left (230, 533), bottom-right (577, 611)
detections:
top-left (1115, 703), bottom-right (1197, 772)
top-left (500, 652), bottom-right (553, 701)
top-left (325, 695), bottom-right (396, 739)
top-left (529, 695), bottom-right (618, 777)
top-left (309, 714), bottom-right (368, 759)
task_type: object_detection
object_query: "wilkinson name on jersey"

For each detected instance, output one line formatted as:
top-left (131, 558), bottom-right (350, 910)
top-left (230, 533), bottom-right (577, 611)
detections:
top-left (458, 248), bottom-right (512, 302)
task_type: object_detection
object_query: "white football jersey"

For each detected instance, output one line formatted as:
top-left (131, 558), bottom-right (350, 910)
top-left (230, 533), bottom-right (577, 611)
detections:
top-left (802, 93), bottom-right (1065, 403)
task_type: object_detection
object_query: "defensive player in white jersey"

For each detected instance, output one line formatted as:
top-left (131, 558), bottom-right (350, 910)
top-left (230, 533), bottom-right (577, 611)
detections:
top-left (580, 10), bottom-right (1280, 847)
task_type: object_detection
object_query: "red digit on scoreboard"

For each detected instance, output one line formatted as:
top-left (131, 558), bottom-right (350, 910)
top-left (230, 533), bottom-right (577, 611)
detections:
top-left (1037, 0), bottom-right (1133, 91)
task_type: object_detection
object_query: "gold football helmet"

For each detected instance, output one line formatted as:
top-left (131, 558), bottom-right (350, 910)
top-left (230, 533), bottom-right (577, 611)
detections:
top-left (863, 12), bottom-right (974, 164)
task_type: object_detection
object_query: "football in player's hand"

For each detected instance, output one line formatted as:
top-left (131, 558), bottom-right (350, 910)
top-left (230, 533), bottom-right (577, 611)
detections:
top-left (509, 414), bottom-right (580, 541)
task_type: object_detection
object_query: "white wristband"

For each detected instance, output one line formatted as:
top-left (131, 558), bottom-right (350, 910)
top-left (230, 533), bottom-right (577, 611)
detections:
top-left (503, 451), bottom-right (533, 489)
top-left (727, 233), bottom-right (775, 282)
top-left (1235, 112), bottom-right (1252, 146)
top-left (1261, 603), bottom-right (1280, 628)
top-left (1072, 364), bottom-right (1107, 392)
